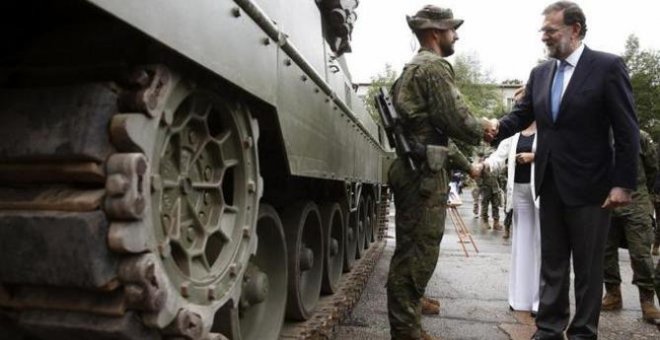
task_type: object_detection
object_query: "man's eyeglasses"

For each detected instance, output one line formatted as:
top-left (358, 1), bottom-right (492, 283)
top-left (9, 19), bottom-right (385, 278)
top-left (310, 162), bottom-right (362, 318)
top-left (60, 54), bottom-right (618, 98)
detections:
top-left (539, 25), bottom-right (567, 35)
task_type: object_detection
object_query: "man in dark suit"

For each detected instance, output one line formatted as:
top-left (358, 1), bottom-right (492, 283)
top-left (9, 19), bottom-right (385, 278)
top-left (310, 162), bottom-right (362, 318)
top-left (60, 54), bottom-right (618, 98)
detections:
top-left (494, 2), bottom-right (639, 339)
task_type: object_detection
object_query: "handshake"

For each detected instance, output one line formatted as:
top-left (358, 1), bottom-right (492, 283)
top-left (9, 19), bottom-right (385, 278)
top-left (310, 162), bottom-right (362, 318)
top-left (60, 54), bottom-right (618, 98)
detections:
top-left (482, 118), bottom-right (500, 143)
top-left (468, 151), bottom-right (535, 179)
top-left (468, 162), bottom-right (486, 179)
top-left (464, 118), bottom-right (499, 178)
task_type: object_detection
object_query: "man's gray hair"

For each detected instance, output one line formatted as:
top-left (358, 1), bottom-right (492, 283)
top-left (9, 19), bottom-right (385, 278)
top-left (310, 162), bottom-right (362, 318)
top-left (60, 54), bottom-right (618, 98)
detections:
top-left (543, 1), bottom-right (588, 39)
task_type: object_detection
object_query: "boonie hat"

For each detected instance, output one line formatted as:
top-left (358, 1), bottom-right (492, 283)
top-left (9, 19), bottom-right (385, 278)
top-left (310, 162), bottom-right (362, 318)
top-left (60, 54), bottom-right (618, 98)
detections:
top-left (406, 5), bottom-right (464, 31)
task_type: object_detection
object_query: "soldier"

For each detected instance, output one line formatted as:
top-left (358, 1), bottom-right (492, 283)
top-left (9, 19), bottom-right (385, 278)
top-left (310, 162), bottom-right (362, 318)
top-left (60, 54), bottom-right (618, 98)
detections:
top-left (602, 130), bottom-right (660, 324)
top-left (479, 161), bottom-right (503, 230)
top-left (386, 5), bottom-right (497, 340)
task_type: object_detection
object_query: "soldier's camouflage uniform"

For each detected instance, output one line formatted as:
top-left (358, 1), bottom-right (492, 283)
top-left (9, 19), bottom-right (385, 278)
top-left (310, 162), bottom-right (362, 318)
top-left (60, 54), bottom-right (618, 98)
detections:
top-left (479, 165), bottom-right (501, 223)
top-left (387, 48), bottom-right (484, 339)
top-left (604, 130), bottom-right (658, 292)
top-left (471, 184), bottom-right (481, 215)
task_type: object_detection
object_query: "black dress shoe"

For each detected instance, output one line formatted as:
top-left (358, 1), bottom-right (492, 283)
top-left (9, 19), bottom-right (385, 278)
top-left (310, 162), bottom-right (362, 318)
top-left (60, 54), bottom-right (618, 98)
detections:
top-left (530, 332), bottom-right (563, 340)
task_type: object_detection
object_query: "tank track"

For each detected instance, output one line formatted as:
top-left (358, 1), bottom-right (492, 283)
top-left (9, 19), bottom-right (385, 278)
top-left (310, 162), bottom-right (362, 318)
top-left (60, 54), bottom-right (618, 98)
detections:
top-left (280, 240), bottom-right (385, 340)
top-left (280, 189), bottom-right (391, 340)
top-left (0, 61), bottom-right (391, 340)
top-left (0, 64), bottom-right (234, 340)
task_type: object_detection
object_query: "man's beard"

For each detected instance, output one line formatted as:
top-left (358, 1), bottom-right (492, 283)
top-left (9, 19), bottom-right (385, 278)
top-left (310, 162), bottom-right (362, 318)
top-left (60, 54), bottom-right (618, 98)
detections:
top-left (440, 41), bottom-right (455, 57)
top-left (546, 36), bottom-right (571, 59)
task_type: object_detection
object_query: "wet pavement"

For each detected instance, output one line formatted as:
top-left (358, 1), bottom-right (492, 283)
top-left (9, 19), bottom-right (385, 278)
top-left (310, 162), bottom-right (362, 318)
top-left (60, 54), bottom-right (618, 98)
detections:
top-left (335, 190), bottom-right (660, 340)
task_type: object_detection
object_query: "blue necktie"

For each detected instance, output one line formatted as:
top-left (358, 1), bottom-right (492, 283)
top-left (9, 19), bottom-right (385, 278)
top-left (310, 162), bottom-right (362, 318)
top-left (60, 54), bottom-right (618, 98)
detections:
top-left (550, 60), bottom-right (568, 121)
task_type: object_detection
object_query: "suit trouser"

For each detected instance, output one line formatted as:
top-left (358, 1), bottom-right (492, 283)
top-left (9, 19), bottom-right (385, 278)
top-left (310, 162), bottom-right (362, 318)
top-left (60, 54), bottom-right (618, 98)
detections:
top-left (535, 170), bottom-right (611, 340)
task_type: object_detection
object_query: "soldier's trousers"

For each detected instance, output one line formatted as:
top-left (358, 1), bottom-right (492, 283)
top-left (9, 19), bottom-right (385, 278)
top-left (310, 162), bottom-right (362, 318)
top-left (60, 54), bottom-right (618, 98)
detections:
top-left (603, 212), bottom-right (656, 290)
top-left (480, 188), bottom-right (500, 221)
top-left (471, 187), bottom-right (480, 214)
top-left (387, 159), bottom-right (446, 339)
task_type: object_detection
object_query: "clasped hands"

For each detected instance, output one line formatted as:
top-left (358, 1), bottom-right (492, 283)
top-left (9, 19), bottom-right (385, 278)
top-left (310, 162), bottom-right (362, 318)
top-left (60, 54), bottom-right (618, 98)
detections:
top-left (468, 152), bottom-right (534, 179)
top-left (483, 118), bottom-right (499, 143)
top-left (467, 161), bottom-right (488, 179)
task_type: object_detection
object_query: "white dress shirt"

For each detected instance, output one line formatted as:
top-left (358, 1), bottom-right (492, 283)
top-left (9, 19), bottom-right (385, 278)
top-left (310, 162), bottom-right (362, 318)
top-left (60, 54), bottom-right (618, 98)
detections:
top-left (556, 42), bottom-right (585, 99)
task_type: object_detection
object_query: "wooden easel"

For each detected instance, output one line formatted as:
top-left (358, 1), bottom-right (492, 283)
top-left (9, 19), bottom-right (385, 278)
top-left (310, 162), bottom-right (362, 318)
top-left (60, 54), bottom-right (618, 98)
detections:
top-left (447, 201), bottom-right (479, 257)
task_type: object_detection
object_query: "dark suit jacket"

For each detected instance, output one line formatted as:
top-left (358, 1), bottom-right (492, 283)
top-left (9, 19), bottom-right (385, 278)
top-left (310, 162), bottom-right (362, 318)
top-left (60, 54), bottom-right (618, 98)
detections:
top-left (498, 46), bottom-right (639, 206)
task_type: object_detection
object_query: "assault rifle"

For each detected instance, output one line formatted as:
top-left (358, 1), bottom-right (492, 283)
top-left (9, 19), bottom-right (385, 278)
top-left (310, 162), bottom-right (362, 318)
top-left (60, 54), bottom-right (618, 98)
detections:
top-left (375, 87), bottom-right (419, 171)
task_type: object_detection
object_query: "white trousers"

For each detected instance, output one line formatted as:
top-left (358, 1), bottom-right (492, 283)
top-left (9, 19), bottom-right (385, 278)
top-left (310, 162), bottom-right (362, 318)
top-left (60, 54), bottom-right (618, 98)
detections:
top-left (508, 182), bottom-right (541, 312)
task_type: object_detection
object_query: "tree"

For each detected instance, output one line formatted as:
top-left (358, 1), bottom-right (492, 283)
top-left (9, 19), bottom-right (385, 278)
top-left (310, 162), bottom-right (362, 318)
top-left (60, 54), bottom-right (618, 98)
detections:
top-left (363, 63), bottom-right (398, 123)
top-left (622, 34), bottom-right (660, 140)
top-left (451, 53), bottom-right (503, 158)
top-left (502, 79), bottom-right (523, 85)
top-left (453, 53), bottom-right (502, 119)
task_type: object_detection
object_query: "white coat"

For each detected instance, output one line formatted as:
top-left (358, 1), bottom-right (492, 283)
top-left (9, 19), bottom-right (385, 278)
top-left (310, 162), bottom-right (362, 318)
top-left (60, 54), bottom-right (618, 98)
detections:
top-left (483, 132), bottom-right (538, 212)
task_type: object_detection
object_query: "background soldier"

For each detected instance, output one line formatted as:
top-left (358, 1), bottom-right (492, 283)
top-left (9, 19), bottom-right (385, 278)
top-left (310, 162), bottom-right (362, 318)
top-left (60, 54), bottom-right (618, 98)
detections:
top-left (386, 5), bottom-right (497, 339)
top-left (602, 130), bottom-right (660, 324)
top-left (479, 163), bottom-right (503, 230)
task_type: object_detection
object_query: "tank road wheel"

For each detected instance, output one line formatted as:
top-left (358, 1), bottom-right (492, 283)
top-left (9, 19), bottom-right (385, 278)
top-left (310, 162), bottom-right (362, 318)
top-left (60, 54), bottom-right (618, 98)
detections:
top-left (320, 202), bottom-right (345, 294)
top-left (341, 200), bottom-right (357, 272)
top-left (283, 201), bottom-right (324, 321)
top-left (111, 67), bottom-right (262, 336)
top-left (355, 195), bottom-right (367, 259)
top-left (236, 204), bottom-right (287, 340)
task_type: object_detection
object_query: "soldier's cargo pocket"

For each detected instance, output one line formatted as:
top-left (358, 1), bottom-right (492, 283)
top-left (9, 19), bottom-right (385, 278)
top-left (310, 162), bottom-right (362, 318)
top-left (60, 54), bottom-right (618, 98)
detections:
top-left (426, 145), bottom-right (448, 172)
top-left (419, 176), bottom-right (437, 198)
top-left (423, 205), bottom-right (446, 242)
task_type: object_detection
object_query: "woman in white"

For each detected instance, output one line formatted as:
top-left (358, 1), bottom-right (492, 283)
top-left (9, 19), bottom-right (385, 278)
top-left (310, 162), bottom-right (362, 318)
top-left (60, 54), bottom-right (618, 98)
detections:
top-left (484, 122), bottom-right (540, 314)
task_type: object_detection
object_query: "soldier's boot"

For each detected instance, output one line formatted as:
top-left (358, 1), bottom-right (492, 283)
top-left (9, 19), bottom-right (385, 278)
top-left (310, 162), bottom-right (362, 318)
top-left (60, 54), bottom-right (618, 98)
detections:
top-left (652, 241), bottom-right (660, 256)
top-left (421, 329), bottom-right (442, 340)
top-left (421, 296), bottom-right (440, 315)
top-left (492, 219), bottom-right (503, 231)
top-left (480, 217), bottom-right (490, 229)
top-left (423, 296), bottom-right (440, 306)
top-left (639, 288), bottom-right (660, 325)
top-left (601, 284), bottom-right (622, 311)
top-left (502, 228), bottom-right (510, 239)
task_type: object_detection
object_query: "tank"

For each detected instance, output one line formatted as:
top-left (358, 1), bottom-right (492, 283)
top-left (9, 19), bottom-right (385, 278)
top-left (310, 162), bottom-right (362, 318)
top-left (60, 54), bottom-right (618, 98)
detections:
top-left (0, 0), bottom-right (390, 339)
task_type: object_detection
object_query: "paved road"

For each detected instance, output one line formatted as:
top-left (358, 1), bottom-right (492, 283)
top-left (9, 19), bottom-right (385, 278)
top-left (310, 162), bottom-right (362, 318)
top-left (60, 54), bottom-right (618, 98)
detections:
top-left (335, 190), bottom-right (660, 340)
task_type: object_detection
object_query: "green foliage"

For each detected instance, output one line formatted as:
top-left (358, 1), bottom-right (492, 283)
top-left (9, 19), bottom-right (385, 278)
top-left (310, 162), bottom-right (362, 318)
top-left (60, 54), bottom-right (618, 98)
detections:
top-left (623, 34), bottom-right (660, 141)
top-left (452, 53), bottom-right (503, 157)
top-left (502, 79), bottom-right (523, 85)
top-left (453, 53), bottom-right (502, 119)
top-left (364, 64), bottom-right (398, 123)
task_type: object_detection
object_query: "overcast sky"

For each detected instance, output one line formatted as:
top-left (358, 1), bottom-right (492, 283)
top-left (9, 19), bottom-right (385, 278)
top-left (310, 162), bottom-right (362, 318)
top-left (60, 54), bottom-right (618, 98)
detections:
top-left (344, 0), bottom-right (660, 84)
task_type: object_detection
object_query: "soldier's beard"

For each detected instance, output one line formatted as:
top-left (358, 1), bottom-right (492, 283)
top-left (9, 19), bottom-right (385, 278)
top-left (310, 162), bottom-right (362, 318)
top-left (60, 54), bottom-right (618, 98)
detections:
top-left (440, 41), bottom-right (455, 57)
